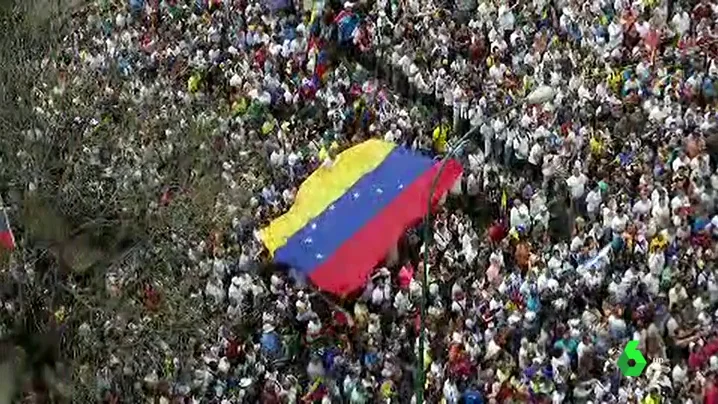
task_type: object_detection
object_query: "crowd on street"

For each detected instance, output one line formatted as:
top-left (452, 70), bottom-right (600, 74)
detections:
top-left (5, 0), bottom-right (718, 402)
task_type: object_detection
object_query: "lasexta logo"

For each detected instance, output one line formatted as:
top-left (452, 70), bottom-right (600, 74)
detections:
top-left (617, 340), bottom-right (647, 377)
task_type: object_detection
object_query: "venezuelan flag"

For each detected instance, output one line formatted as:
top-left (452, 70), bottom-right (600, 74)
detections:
top-left (0, 206), bottom-right (15, 251)
top-left (259, 139), bottom-right (462, 295)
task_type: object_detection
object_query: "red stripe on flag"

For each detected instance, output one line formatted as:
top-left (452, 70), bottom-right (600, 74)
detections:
top-left (0, 230), bottom-right (15, 250)
top-left (308, 159), bottom-right (463, 295)
top-left (0, 209), bottom-right (15, 250)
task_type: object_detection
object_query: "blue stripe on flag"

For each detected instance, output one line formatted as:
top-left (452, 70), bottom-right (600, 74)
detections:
top-left (275, 147), bottom-right (435, 274)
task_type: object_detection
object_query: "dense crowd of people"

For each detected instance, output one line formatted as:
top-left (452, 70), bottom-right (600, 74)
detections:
top-left (5, 0), bottom-right (718, 402)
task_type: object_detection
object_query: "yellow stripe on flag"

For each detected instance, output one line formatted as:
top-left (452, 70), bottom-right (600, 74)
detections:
top-left (259, 139), bottom-right (396, 255)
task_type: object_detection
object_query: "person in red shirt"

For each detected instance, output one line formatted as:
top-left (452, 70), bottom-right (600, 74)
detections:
top-left (488, 220), bottom-right (507, 243)
top-left (705, 378), bottom-right (718, 404)
top-left (689, 337), bottom-right (718, 369)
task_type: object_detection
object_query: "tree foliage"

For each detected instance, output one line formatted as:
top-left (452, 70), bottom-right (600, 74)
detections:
top-left (0, 0), bottom-right (257, 401)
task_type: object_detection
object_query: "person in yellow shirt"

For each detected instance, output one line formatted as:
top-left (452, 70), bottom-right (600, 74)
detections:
top-left (380, 380), bottom-right (395, 400)
top-left (650, 233), bottom-right (668, 252)
top-left (433, 123), bottom-right (451, 154)
top-left (188, 72), bottom-right (202, 93)
top-left (232, 97), bottom-right (248, 115)
top-left (608, 70), bottom-right (622, 93)
top-left (261, 119), bottom-right (276, 135)
top-left (642, 390), bottom-right (661, 404)
top-left (590, 136), bottom-right (604, 157)
top-left (522, 75), bottom-right (534, 95)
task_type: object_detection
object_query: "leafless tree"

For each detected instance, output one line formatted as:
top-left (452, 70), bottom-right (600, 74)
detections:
top-left (0, 0), bottom-right (258, 401)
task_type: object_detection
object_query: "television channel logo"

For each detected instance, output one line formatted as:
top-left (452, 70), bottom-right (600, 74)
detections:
top-left (617, 340), bottom-right (648, 377)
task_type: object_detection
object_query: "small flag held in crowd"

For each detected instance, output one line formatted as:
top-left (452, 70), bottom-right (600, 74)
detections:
top-left (0, 201), bottom-right (16, 251)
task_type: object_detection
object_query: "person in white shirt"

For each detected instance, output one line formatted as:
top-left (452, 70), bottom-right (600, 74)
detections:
top-left (566, 167), bottom-right (588, 215)
top-left (384, 128), bottom-right (395, 143)
top-left (528, 139), bottom-right (544, 167)
top-left (632, 193), bottom-right (652, 218)
top-left (493, 117), bottom-right (508, 163)
top-left (530, 190), bottom-right (549, 230)
top-left (452, 84), bottom-right (465, 130)
top-left (566, 167), bottom-right (588, 199)
top-left (710, 168), bottom-right (718, 190)
top-left (434, 222), bottom-right (450, 252)
top-left (513, 133), bottom-right (529, 162)
top-left (651, 187), bottom-right (671, 228)
top-left (669, 283), bottom-right (688, 310)
top-left (602, 199), bottom-right (617, 230)
top-left (489, 62), bottom-right (507, 82)
top-left (672, 152), bottom-right (690, 172)
top-left (607, 19), bottom-right (624, 49)
top-left (510, 199), bottom-right (531, 231)
top-left (542, 154), bottom-right (559, 181)
top-left (670, 190), bottom-right (690, 215)
top-left (466, 172), bottom-right (481, 197)
top-left (468, 150), bottom-right (484, 173)
top-left (481, 122), bottom-right (495, 161)
top-left (585, 186), bottom-right (603, 220)
top-left (570, 233), bottom-right (584, 252)
top-left (671, 8), bottom-right (691, 37)
top-left (610, 206), bottom-right (629, 233)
